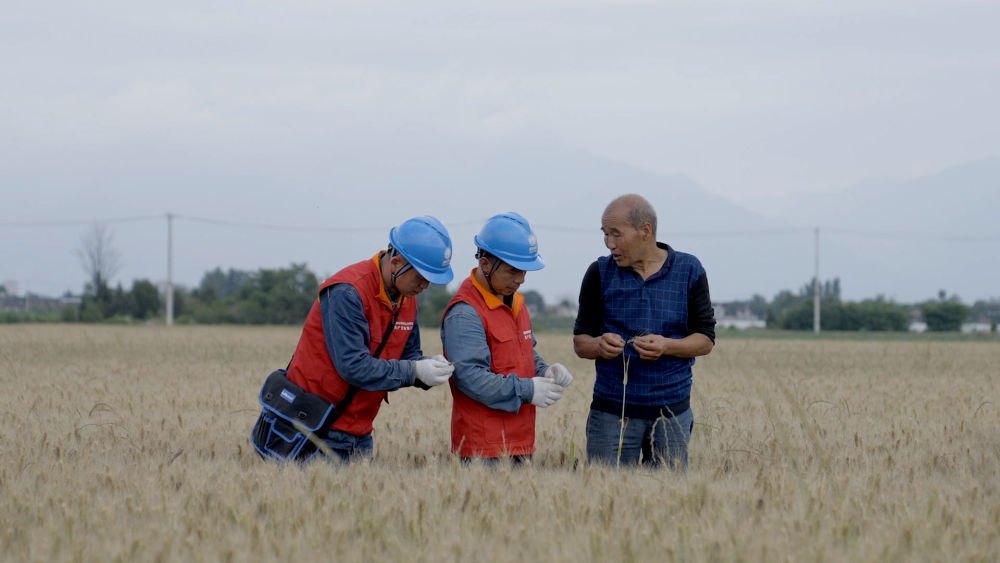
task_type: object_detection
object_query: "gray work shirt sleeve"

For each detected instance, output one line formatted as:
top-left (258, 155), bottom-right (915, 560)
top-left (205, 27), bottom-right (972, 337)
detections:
top-left (441, 302), bottom-right (532, 412)
top-left (533, 336), bottom-right (549, 380)
top-left (320, 284), bottom-right (418, 390)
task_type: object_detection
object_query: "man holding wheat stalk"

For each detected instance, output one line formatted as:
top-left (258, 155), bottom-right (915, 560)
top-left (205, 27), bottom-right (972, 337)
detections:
top-left (573, 194), bottom-right (716, 469)
top-left (442, 212), bottom-right (573, 464)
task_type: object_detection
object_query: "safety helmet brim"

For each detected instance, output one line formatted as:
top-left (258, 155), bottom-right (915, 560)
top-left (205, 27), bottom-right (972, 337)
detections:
top-left (413, 266), bottom-right (454, 285)
top-left (496, 255), bottom-right (545, 272)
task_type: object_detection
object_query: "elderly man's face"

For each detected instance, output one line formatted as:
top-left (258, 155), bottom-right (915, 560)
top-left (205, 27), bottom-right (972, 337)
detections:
top-left (601, 206), bottom-right (647, 269)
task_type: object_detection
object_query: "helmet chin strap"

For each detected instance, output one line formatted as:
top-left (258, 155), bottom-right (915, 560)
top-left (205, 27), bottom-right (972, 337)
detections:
top-left (476, 249), bottom-right (514, 307)
top-left (391, 262), bottom-right (413, 288)
top-left (477, 250), bottom-right (505, 298)
top-left (386, 247), bottom-right (412, 301)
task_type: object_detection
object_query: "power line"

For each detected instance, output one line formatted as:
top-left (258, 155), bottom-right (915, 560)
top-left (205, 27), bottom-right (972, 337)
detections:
top-left (174, 214), bottom-right (486, 233)
top-left (0, 214), bottom-right (165, 227)
top-left (0, 214), bottom-right (485, 233)
top-left (661, 228), bottom-right (812, 238)
top-left (823, 227), bottom-right (1000, 243)
top-left (174, 214), bottom-right (389, 233)
top-left (2, 213), bottom-right (997, 242)
top-left (534, 224), bottom-right (811, 236)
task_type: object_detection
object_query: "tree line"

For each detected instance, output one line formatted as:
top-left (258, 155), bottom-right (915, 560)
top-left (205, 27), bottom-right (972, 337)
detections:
top-left (718, 278), bottom-right (997, 332)
top-left (8, 222), bottom-right (994, 330)
top-left (0, 263), bottom-right (576, 328)
top-left (3, 264), bottom-right (998, 332)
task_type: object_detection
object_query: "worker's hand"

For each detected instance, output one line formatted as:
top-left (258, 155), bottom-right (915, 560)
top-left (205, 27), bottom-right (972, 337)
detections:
top-left (530, 377), bottom-right (563, 408)
top-left (597, 333), bottom-right (626, 359)
top-left (631, 335), bottom-right (669, 361)
top-left (415, 358), bottom-right (454, 387)
top-left (544, 363), bottom-right (574, 388)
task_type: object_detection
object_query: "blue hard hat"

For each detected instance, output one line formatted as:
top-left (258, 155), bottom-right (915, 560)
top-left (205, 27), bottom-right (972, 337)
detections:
top-left (474, 212), bottom-right (545, 271)
top-left (388, 216), bottom-right (454, 284)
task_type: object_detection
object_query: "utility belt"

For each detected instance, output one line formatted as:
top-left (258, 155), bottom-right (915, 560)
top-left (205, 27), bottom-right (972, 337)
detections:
top-left (250, 369), bottom-right (359, 463)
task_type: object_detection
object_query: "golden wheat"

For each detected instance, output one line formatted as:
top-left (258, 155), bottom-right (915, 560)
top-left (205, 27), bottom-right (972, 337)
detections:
top-left (1, 325), bottom-right (998, 562)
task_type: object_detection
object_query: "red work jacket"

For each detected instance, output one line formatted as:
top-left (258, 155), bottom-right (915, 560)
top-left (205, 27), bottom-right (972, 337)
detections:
top-left (445, 272), bottom-right (537, 458)
top-left (287, 253), bottom-right (415, 436)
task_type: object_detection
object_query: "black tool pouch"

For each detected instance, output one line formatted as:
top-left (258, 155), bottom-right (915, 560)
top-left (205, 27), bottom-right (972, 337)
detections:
top-left (250, 369), bottom-right (337, 462)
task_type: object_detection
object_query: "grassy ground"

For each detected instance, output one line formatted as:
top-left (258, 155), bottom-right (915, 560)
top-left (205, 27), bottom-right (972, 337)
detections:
top-left (715, 327), bottom-right (1000, 342)
top-left (2, 324), bottom-right (998, 561)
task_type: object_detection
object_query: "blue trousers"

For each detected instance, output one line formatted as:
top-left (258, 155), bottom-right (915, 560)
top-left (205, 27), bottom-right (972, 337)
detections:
top-left (321, 430), bottom-right (374, 462)
top-left (586, 407), bottom-right (694, 469)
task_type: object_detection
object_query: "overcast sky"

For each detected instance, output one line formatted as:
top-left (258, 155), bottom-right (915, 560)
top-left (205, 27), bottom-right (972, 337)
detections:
top-left (3, 1), bottom-right (999, 303)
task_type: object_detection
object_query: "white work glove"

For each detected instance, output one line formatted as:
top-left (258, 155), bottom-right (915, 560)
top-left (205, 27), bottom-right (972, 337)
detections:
top-left (544, 363), bottom-right (574, 388)
top-left (530, 376), bottom-right (564, 408)
top-left (414, 357), bottom-right (454, 387)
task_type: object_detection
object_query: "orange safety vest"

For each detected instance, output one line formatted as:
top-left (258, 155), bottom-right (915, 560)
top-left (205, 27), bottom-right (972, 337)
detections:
top-left (444, 271), bottom-right (537, 458)
top-left (287, 252), bottom-right (416, 436)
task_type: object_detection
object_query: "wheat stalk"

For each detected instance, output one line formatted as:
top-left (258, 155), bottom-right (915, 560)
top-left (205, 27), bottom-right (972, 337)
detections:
top-left (292, 420), bottom-right (338, 459)
top-left (616, 346), bottom-right (630, 467)
top-left (568, 430), bottom-right (576, 470)
top-left (615, 332), bottom-right (648, 467)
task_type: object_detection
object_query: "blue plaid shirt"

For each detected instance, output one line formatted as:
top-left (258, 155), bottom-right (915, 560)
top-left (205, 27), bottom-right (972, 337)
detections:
top-left (584, 245), bottom-right (712, 408)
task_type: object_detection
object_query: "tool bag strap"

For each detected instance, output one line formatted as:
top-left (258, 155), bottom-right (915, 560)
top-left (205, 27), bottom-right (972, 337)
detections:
top-left (292, 303), bottom-right (403, 429)
top-left (329, 303), bottom-right (402, 422)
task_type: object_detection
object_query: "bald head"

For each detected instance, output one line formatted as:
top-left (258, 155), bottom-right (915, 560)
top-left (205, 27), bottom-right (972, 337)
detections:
top-left (603, 194), bottom-right (657, 237)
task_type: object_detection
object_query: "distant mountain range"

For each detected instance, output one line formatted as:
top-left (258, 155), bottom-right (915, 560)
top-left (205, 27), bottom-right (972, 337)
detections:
top-left (474, 146), bottom-right (1000, 304)
top-left (740, 156), bottom-right (1000, 303)
top-left (756, 156), bottom-right (999, 236)
top-left (5, 130), bottom-right (997, 305)
top-left (149, 142), bottom-right (1000, 305)
top-left (455, 144), bottom-right (1000, 304)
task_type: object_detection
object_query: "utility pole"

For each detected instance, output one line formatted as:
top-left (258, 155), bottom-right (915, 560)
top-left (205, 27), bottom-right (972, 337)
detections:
top-left (166, 213), bottom-right (174, 326)
top-left (813, 226), bottom-right (820, 334)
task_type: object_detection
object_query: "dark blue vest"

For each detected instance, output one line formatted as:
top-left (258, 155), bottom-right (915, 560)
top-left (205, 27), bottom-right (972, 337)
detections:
top-left (593, 246), bottom-right (705, 407)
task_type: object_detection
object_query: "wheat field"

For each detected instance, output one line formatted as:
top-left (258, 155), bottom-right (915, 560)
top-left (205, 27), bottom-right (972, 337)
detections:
top-left (1, 324), bottom-right (998, 562)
